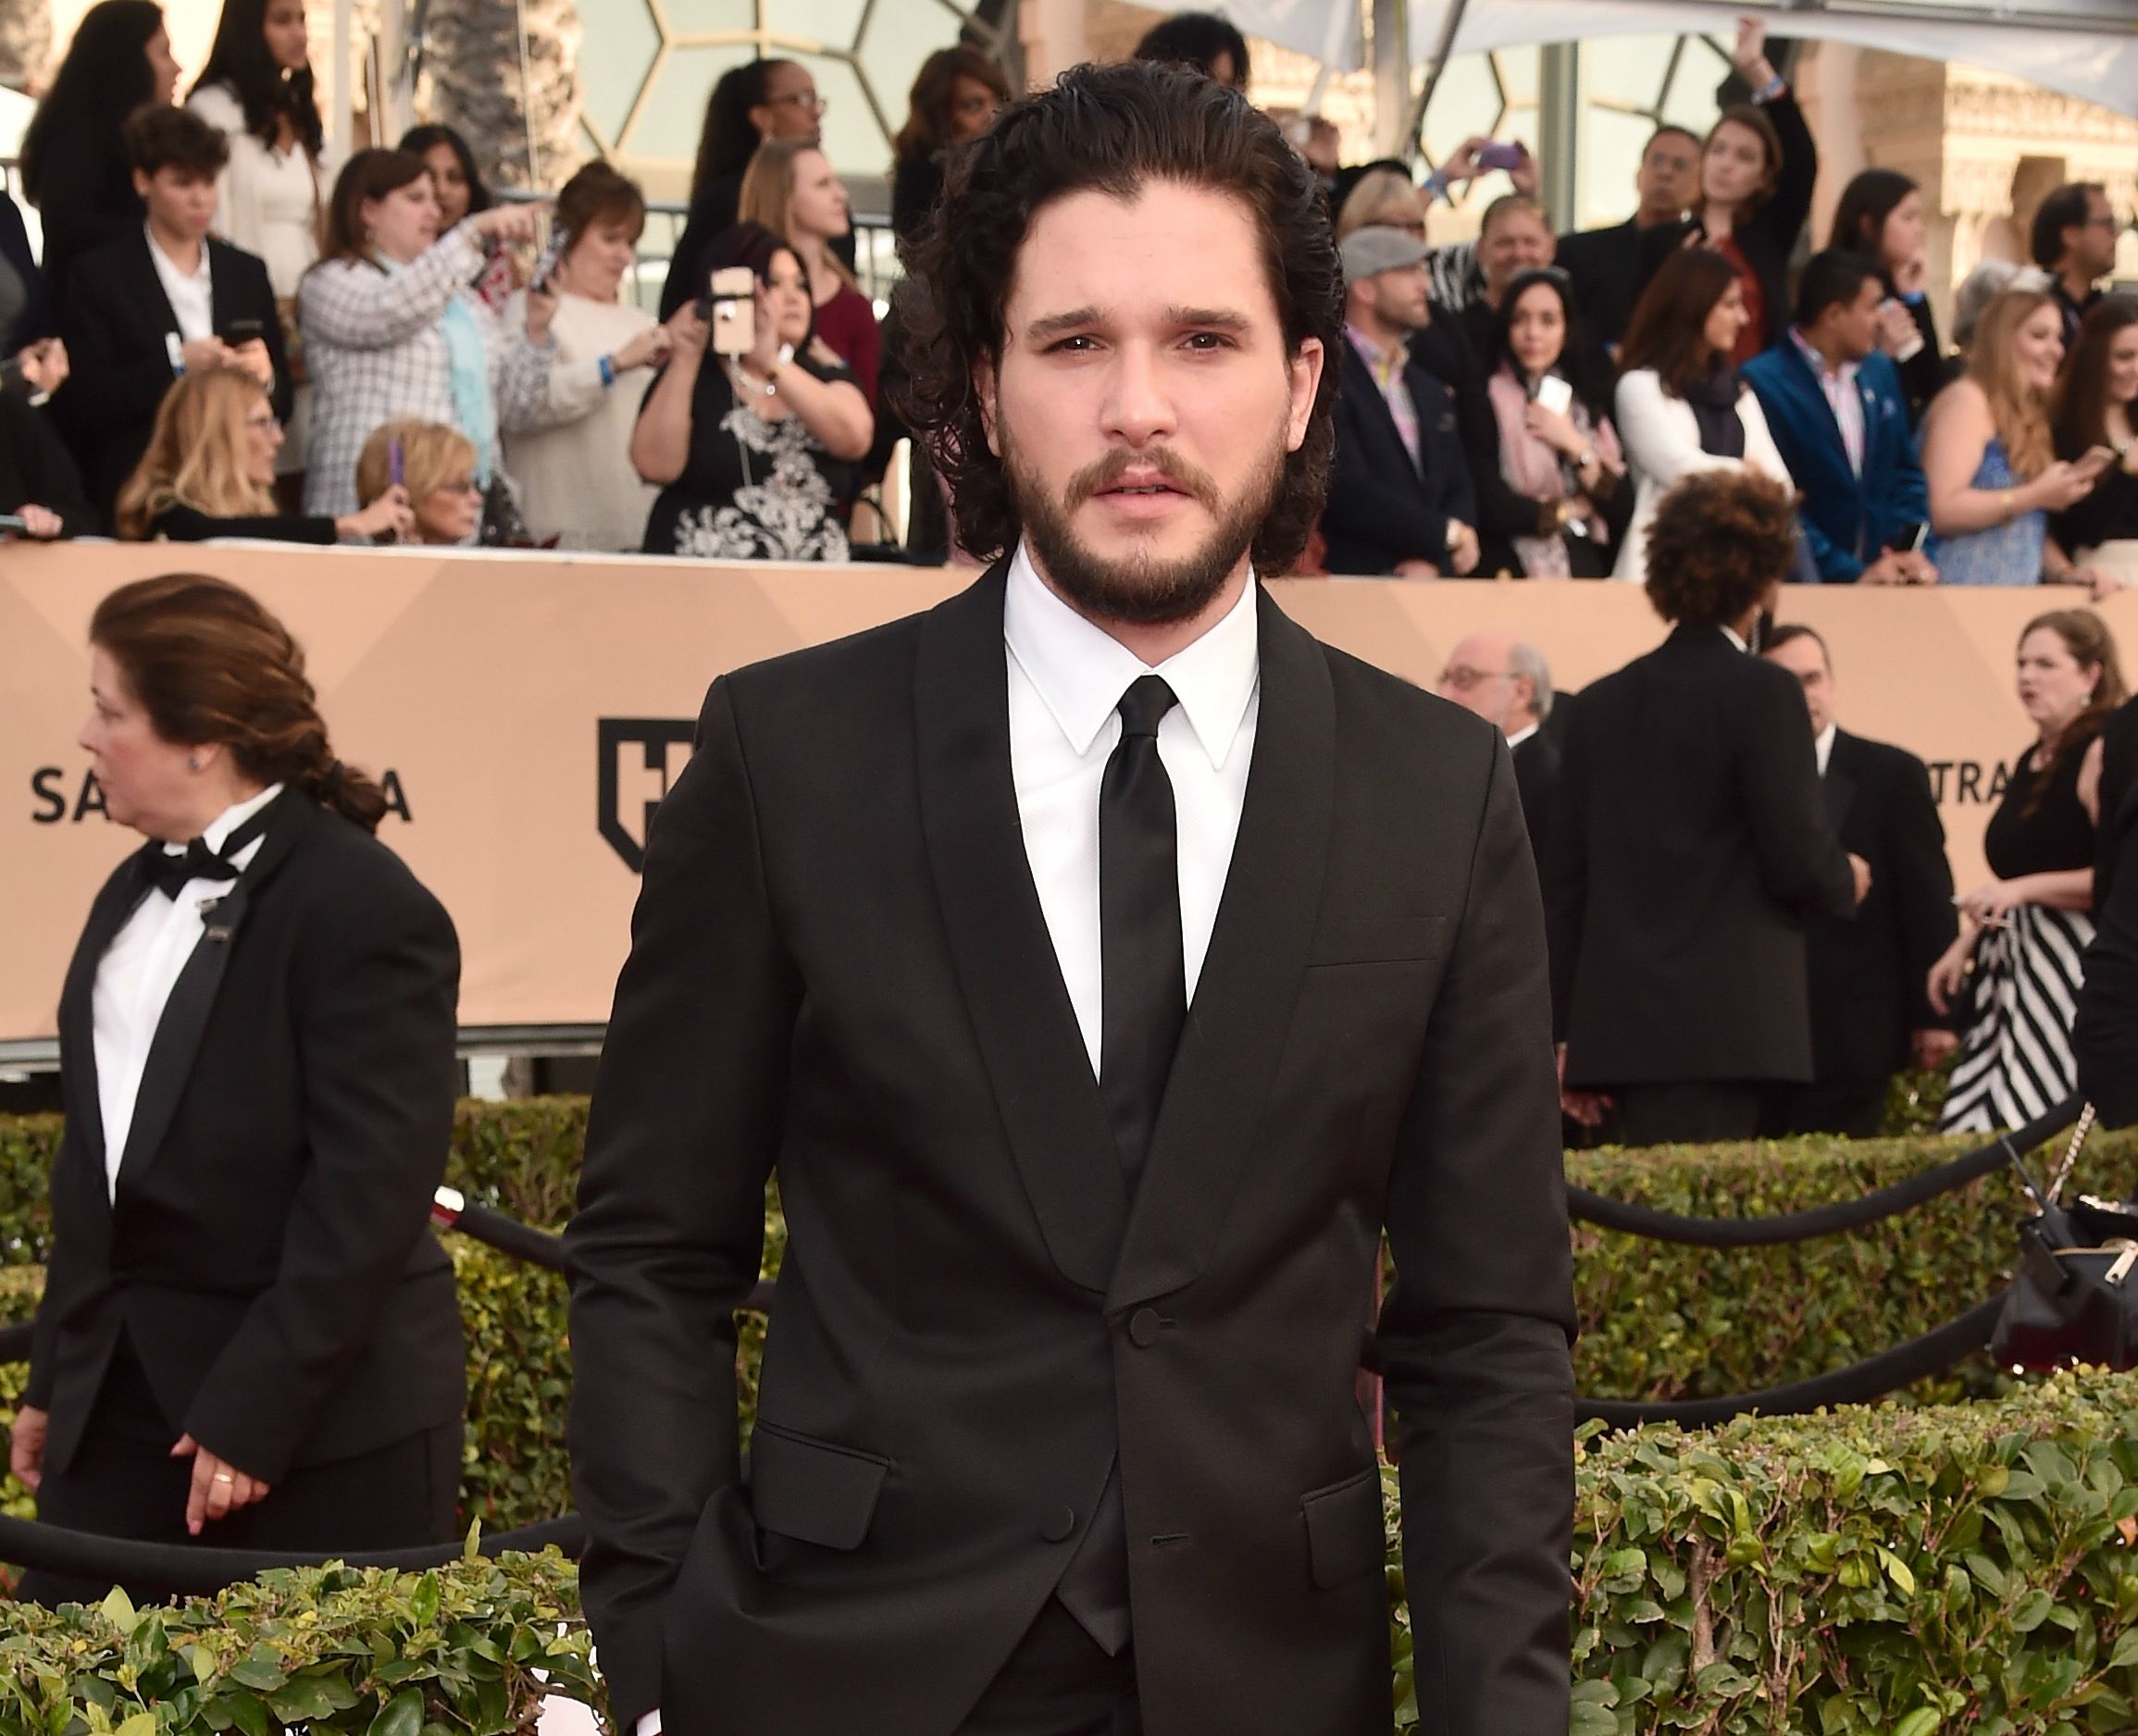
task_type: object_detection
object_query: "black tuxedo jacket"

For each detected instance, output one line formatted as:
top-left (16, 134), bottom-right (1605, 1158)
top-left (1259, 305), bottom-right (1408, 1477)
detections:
top-left (566, 564), bottom-right (1576, 1736)
top-left (28, 794), bottom-right (464, 1488)
top-left (1323, 336), bottom-right (1477, 575)
top-left (1512, 726), bottom-right (1560, 871)
top-left (1545, 625), bottom-right (1858, 1087)
top-left (1804, 730), bottom-right (1956, 1084)
top-left (57, 229), bottom-right (292, 511)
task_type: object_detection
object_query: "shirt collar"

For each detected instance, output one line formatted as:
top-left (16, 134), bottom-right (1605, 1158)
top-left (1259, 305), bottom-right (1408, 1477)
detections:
top-left (1788, 326), bottom-right (1858, 387)
top-left (1345, 323), bottom-right (1408, 377)
top-left (1815, 721), bottom-right (1838, 777)
top-left (165, 783), bottom-right (286, 857)
top-left (1505, 722), bottom-right (1540, 750)
top-left (1719, 623), bottom-right (1750, 654)
top-left (1004, 541), bottom-right (1260, 770)
top-left (145, 223), bottom-right (211, 282)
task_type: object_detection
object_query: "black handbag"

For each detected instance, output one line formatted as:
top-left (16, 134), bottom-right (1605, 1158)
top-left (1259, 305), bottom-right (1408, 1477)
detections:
top-left (1991, 1107), bottom-right (2138, 1371)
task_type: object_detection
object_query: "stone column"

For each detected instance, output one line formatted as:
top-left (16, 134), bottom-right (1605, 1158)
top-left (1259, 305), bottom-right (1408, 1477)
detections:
top-left (418, 0), bottom-right (584, 194)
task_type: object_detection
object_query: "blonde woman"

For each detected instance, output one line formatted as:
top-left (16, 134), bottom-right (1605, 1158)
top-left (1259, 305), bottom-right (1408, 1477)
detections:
top-left (1920, 287), bottom-right (2114, 587)
top-left (355, 419), bottom-right (482, 545)
top-left (1334, 167), bottom-right (1424, 242)
top-left (116, 369), bottom-right (410, 542)
top-left (738, 137), bottom-right (879, 403)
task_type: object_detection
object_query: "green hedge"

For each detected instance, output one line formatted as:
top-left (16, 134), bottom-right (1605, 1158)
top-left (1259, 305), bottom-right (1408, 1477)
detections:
top-left (3, 1550), bottom-right (596, 1734)
top-left (1552, 1368), bottom-right (2138, 1736)
top-left (16, 1370), bottom-right (2130, 1736)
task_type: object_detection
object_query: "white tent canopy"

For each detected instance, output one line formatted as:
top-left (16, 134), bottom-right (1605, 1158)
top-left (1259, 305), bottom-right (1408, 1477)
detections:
top-left (1212, 0), bottom-right (2138, 120)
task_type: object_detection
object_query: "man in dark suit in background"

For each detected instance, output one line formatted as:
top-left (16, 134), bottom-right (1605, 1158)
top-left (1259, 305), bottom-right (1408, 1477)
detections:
top-left (59, 105), bottom-right (289, 512)
top-left (1743, 252), bottom-right (1934, 586)
top-left (567, 64), bottom-right (1574, 1736)
top-left (1547, 469), bottom-right (1871, 1146)
top-left (1553, 124), bottom-right (1700, 350)
top-left (1322, 225), bottom-right (1478, 577)
top-left (1438, 630), bottom-right (1559, 866)
top-left (1760, 625), bottom-right (1958, 1135)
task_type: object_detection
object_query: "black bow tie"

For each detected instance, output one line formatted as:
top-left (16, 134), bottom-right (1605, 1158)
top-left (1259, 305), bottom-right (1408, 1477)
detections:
top-left (138, 809), bottom-right (274, 902)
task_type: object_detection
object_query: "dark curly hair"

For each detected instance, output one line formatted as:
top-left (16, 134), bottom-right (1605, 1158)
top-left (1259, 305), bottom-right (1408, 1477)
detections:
top-left (1644, 469), bottom-right (1798, 627)
top-left (91, 573), bottom-right (392, 833)
top-left (897, 60), bottom-right (1342, 574)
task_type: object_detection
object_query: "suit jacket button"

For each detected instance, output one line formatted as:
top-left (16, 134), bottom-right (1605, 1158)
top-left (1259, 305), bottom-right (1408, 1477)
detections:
top-left (1042, 1506), bottom-right (1076, 1543)
top-left (1128, 1308), bottom-right (1162, 1347)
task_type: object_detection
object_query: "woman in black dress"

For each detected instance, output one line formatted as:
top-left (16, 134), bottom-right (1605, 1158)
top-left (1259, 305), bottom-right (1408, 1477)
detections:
top-left (9, 573), bottom-right (465, 1604)
top-left (634, 223), bottom-right (872, 561)
top-left (2051, 297), bottom-right (2138, 580)
top-left (1932, 609), bottom-right (2127, 1132)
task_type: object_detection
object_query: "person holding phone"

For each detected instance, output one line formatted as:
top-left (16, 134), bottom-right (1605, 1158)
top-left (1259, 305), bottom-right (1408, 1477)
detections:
top-left (354, 419), bottom-right (481, 544)
top-left (631, 222), bottom-right (871, 561)
top-left (1744, 251), bottom-right (1934, 584)
top-left (114, 369), bottom-right (410, 542)
top-left (1, 385), bottom-right (98, 539)
top-left (1920, 285), bottom-right (2113, 587)
top-left (59, 105), bottom-right (291, 514)
top-left (1468, 267), bottom-right (1629, 577)
top-left (298, 148), bottom-right (550, 524)
top-left (2050, 297), bottom-right (2138, 593)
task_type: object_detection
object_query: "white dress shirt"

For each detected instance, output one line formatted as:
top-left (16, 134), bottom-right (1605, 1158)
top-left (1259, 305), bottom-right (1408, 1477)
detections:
top-left (1004, 541), bottom-right (1261, 1071)
top-left (628, 561), bottom-right (1259, 1736)
top-left (1504, 722), bottom-right (1539, 750)
top-left (1815, 720), bottom-right (1838, 778)
top-left (93, 785), bottom-right (281, 1197)
top-left (146, 226), bottom-right (216, 344)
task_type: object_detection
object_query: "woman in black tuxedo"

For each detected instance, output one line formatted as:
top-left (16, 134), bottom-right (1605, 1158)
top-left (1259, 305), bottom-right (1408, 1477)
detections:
top-left (8, 573), bottom-right (465, 1605)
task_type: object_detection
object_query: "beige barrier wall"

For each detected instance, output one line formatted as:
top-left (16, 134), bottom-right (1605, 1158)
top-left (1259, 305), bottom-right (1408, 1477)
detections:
top-left (6, 541), bottom-right (2133, 1048)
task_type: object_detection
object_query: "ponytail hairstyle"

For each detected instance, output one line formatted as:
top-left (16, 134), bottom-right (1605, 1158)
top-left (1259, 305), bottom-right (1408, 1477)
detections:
top-left (89, 573), bottom-right (392, 833)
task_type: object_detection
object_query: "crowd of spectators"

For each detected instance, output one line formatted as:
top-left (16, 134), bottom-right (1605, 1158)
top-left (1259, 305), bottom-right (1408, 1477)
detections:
top-left (1, 4), bottom-right (2131, 586)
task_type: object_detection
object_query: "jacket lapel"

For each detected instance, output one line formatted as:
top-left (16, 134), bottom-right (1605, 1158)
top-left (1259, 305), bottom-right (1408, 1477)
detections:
top-left (1108, 588), bottom-right (1335, 1312)
top-left (131, 231), bottom-right (181, 344)
top-left (1824, 730), bottom-right (1860, 837)
top-left (1343, 341), bottom-right (1422, 480)
top-left (112, 793), bottom-right (316, 1197)
top-left (916, 566), bottom-right (1128, 1295)
top-left (58, 859), bottom-right (155, 1184)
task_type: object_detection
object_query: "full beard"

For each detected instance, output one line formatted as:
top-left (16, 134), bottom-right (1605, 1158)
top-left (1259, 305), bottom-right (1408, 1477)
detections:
top-left (1002, 428), bottom-right (1288, 628)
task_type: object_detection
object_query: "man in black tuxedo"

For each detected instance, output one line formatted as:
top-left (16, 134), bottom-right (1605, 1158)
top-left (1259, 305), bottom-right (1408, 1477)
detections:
top-left (566, 64), bottom-right (1574, 1736)
top-left (1759, 625), bottom-right (1958, 1136)
top-left (1552, 124), bottom-right (1699, 350)
top-left (58, 105), bottom-right (289, 511)
top-left (1438, 629), bottom-right (1559, 866)
top-left (1546, 470), bottom-right (1871, 1146)
top-left (1321, 225), bottom-right (1478, 577)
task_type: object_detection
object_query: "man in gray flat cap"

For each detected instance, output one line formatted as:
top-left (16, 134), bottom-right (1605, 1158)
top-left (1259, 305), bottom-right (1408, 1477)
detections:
top-left (1321, 225), bottom-right (1479, 577)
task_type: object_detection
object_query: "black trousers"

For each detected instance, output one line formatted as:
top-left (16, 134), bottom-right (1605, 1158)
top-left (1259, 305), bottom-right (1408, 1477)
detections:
top-left (957, 1596), bottom-right (1143, 1736)
top-left (18, 1332), bottom-right (459, 1608)
top-left (1608, 1081), bottom-right (1767, 1146)
top-left (1760, 1077), bottom-right (1889, 1140)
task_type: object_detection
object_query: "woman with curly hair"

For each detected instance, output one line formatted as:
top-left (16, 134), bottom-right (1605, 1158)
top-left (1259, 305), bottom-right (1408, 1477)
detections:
top-left (1546, 468), bottom-right (1867, 1144)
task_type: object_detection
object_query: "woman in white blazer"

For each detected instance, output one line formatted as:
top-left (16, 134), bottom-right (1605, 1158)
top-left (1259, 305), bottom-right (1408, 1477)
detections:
top-left (1612, 247), bottom-right (1794, 582)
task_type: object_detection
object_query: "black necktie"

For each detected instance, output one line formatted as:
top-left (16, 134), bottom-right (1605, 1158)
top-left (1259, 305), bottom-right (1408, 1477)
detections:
top-left (1099, 674), bottom-right (1187, 1190)
top-left (138, 810), bottom-right (273, 902)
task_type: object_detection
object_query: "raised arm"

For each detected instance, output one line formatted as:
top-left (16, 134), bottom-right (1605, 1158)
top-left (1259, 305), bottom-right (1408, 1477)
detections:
top-left (299, 223), bottom-right (483, 351)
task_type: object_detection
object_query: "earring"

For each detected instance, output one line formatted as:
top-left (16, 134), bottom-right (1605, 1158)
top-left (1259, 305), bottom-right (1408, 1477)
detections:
top-left (187, 754), bottom-right (200, 771)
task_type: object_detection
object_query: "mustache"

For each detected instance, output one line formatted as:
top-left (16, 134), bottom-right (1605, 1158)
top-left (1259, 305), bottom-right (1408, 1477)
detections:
top-left (1065, 448), bottom-right (1222, 514)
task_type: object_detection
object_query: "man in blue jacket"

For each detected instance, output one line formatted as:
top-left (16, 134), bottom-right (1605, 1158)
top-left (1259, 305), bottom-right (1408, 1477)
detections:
top-left (1744, 251), bottom-right (1935, 586)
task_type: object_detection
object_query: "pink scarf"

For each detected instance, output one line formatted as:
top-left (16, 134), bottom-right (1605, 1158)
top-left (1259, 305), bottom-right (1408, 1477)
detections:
top-left (1486, 365), bottom-right (1622, 577)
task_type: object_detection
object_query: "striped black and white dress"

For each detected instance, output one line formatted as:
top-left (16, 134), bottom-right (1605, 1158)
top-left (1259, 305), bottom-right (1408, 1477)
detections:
top-left (1940, 737), bottom-right (2099, 1135)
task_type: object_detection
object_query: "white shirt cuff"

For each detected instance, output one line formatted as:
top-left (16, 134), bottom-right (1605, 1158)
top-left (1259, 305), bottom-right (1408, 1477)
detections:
top-left (636, 1714), bottom-right (662, 1736)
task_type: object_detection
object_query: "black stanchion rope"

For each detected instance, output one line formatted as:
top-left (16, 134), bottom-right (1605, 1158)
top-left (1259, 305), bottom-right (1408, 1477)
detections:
top-left (1566, 1097), bottom-right (2081, 1246)
top-left (0, 1512), bottom-right (588, 1597)
top-left (1576, 1294), bottom-right (2006, 1429)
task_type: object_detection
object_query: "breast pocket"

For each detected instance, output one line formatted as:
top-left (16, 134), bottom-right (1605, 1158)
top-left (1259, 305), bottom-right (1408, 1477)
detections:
top-left (747, 1419), bottom-right (891, 1552)
top-left (1305, 915), bottom-right (1448, 970)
